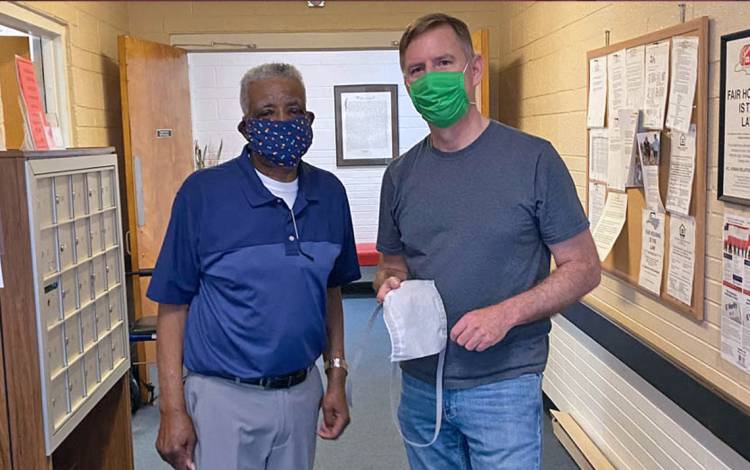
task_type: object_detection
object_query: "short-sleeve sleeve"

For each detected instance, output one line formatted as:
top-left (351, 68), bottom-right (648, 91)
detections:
top-left (146, 188), bottom-right (201, 305)
top-left (535, 143), bottom-right (590, 245)
top-left (376, 167), bottom-right (404, 255)
top-left (327, 189), bottom-right (361, 288)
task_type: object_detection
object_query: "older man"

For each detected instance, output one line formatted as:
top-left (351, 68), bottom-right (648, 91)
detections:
top-left (375, 13), bottom-right (601, 470)
top-left (149, 63), bottom-right (360, 470)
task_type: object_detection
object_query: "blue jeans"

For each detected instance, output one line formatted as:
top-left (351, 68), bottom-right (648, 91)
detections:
top-left (398, 372), bottom-right (542, 470)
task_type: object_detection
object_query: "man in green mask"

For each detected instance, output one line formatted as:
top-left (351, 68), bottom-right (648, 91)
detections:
top-left (374, 13), bottom-right (601, 470)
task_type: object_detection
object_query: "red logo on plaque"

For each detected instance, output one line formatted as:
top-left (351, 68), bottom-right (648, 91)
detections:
top-left (740, 43), bottom-right (750, 67)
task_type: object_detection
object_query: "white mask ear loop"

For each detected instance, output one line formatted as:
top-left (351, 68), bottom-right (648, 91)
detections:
top-left (347, 302), bottom-right (446, 448)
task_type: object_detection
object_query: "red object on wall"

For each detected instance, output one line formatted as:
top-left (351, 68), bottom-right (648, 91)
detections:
top-left (356, 243), bottom-right (379, 267)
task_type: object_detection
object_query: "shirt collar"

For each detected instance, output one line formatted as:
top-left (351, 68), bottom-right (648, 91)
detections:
top-left (237, 144), bottom-right (320, 209)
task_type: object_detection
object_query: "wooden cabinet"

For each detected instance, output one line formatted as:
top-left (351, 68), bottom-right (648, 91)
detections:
top-left (0, 148), bottom-right (133, 470)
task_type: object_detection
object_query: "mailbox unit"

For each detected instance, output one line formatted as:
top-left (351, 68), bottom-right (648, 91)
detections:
top-left (0, 147), bottom-right (133, 470)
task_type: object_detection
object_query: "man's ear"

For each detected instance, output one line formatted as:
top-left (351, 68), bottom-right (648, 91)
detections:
top-left (237, 119), bottom-right (248, 137)
top-left (306, 111), bottom-right (315, 125)
top-left (470, 54), bottom-right (484, 89)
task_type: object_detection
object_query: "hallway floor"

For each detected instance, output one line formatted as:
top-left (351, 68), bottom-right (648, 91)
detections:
top-left (131, 297), bottom-right (578, 469)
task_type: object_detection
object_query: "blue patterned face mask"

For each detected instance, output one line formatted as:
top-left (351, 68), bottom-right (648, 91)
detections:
top-left (241, 116), bottom-right (313, 168)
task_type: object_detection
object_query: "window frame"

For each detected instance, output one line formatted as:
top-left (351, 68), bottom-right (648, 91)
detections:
top-left (0, 3), bottom-right (72, 147)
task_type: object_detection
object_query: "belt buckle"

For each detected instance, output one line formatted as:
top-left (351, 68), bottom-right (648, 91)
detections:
top-left (259, 377), bottom-right (271, 389)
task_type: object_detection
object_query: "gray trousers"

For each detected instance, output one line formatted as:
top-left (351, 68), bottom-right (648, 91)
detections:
top-left (184, 367), bottom-right (324, 470)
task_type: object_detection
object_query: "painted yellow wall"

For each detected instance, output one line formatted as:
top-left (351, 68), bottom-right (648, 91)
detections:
top-left (7, 0), bottom-right (750, 411)
top-left (20, 1), bottom-right (128, 148)
top-left (126, 1), bottom-right (505, 119)
top-left (496, 1), bottom-right (750, 410)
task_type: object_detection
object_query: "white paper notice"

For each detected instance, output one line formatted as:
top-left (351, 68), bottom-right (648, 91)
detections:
top-left (589, 128), bottom-right (609, 183)
top-left (643, 166), bottom-right (664, 212)
top-left (589, 181), bottom-right (607, 229)
top-left (607, 50), bottom-right (627, 128)
top-left (665, 37), bottom-right (699, 134)
top-left (639, 210), bottom-right (666, 295)
top-left (667, 214), bottom-right (695, 306)
top-left (619, 109), bottom-right (641, 187)
top-left (587, 56), bottom-right (607, 128)
top-left (637, 131), bottom-right (664, 211)
top-left (341, 92), bottom-right (393, 160)
top-left (0, 256), bottom-right (4, 289)
top-left (722, 285), bottom-right (746, 370)
top-left (626, 45), bottom-right (646, 110)
top-left (592, 191), bottom-right (628, 261)
top-left (644, 41), bottom-right (670, 130)
top-left (607, 117), bottom-right (626, 191)
top-left (720, 214), bottom-right (750, 371)
top-left (666, 124), bottom-right (696, 217)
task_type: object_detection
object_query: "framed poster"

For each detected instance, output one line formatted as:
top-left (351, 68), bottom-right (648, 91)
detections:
top-left (334, 84), bottom-right (398, 167)
top-left (718, 28), bottom-right (750, 205)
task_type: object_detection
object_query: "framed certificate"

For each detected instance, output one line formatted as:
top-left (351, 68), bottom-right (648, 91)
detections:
top-left (718, 28), bottom-right (750, 205)
top-left (334, 84), bottom-right (398, 167)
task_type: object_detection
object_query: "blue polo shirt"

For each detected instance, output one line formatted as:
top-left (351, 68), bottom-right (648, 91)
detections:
top-left (147, 147), bottom-right (361, 379)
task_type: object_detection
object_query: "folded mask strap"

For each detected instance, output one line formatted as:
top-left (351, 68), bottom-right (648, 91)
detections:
top-left (390, 347), bottom-right (446, 448)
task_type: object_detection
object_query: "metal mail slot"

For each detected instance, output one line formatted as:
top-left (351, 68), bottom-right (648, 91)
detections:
top-left (54, 176), bottom-right (72, 222)
top-left (71, 173), bottom-right (87, 218)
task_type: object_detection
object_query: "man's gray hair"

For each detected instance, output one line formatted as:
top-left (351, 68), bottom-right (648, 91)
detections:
top-left (239, 63), bottom-right (305, 116)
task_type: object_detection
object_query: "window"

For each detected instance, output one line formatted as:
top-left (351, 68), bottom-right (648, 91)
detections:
top-left (0, 3), bottom-right (72, 146)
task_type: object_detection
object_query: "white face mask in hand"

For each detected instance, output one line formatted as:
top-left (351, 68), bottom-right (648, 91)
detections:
top-left (383, 280), bottom-right (447, 362)
top-left (382, 279), bottom-right (447, 448)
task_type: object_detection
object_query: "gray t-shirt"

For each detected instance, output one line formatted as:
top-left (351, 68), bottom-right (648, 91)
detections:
top-left (377, 121), bottom-right (589, 389)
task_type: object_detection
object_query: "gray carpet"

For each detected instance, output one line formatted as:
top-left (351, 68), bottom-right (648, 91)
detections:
top-left (131, 297), bottom-right (577, 470)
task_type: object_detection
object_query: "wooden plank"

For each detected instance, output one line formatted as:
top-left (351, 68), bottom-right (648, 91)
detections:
top-left (551, 410), bottom-right (616, 470)
top-left (0, 37), bottom-right (31, 150)
top-left (585, 17), bottom-right (709, 321)
top-left (551, 411), bottom-right (594, 470)
top-left (51, 375), bottom-right (134, 470)
top-left (0, 156), bottom-right (49, 469)
top-left (0, 303), bottom-right (13, 470)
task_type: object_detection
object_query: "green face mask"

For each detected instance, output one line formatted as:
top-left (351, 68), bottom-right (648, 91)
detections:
top-left (408, 65), bottom-right (471, 128)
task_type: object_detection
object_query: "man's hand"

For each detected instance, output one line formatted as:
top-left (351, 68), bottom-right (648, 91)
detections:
top-left (450, 304), bottom-right (513, 352)
top-left (373, 254), bottom-right (408, 302)
top-left (376, 276), bottom-right (402, 303)
top-left (156, 410), bottom-right (197, 470)
top-left (318, 371), bottom-right (350, 439)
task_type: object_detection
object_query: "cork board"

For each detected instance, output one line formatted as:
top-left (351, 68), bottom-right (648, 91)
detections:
top-left (586, 17), bottom-right (709, 320)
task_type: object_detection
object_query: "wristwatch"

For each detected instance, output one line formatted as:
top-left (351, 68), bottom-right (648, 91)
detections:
top-left (325, 357), bottom-right (349, 374)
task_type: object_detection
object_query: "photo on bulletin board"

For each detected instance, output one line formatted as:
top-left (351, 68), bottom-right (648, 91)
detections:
top-left (718, 28), bottom-right (750, 206)
top-left (334, 84), bottom-right (398, 167)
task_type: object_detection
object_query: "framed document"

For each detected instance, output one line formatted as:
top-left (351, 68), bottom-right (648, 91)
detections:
top-left (334, 84), bottom-right (398, 167)
top-left (718, 28), bottom-right (750, 205)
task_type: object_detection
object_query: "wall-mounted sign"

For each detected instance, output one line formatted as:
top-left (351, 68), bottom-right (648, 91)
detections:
top-left (718, 28), bottom-right (750, 205)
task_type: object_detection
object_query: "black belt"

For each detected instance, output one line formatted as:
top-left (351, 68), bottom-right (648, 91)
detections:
top-left (231, 367), bottom-right (309, 390)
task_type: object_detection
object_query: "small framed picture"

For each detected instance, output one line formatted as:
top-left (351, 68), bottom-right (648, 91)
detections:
top-left (334, 84), bottom-right (398, 167)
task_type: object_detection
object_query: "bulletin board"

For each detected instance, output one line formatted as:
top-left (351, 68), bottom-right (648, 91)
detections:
top-left (585, 17), bottom-right (709, 320)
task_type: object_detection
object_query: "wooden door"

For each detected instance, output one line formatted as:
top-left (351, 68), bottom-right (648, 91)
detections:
top-left (471, 29), bottom-right (490, 118)
top-left (0, 37), bottom-right (31, 149)
top-left (118, 36), bottom-right (194, 380)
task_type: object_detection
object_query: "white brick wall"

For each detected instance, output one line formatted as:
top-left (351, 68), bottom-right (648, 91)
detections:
top-left (188, 50), bottom-right (429, 243)
top-left (546, 315), bottom-right (749, 469)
